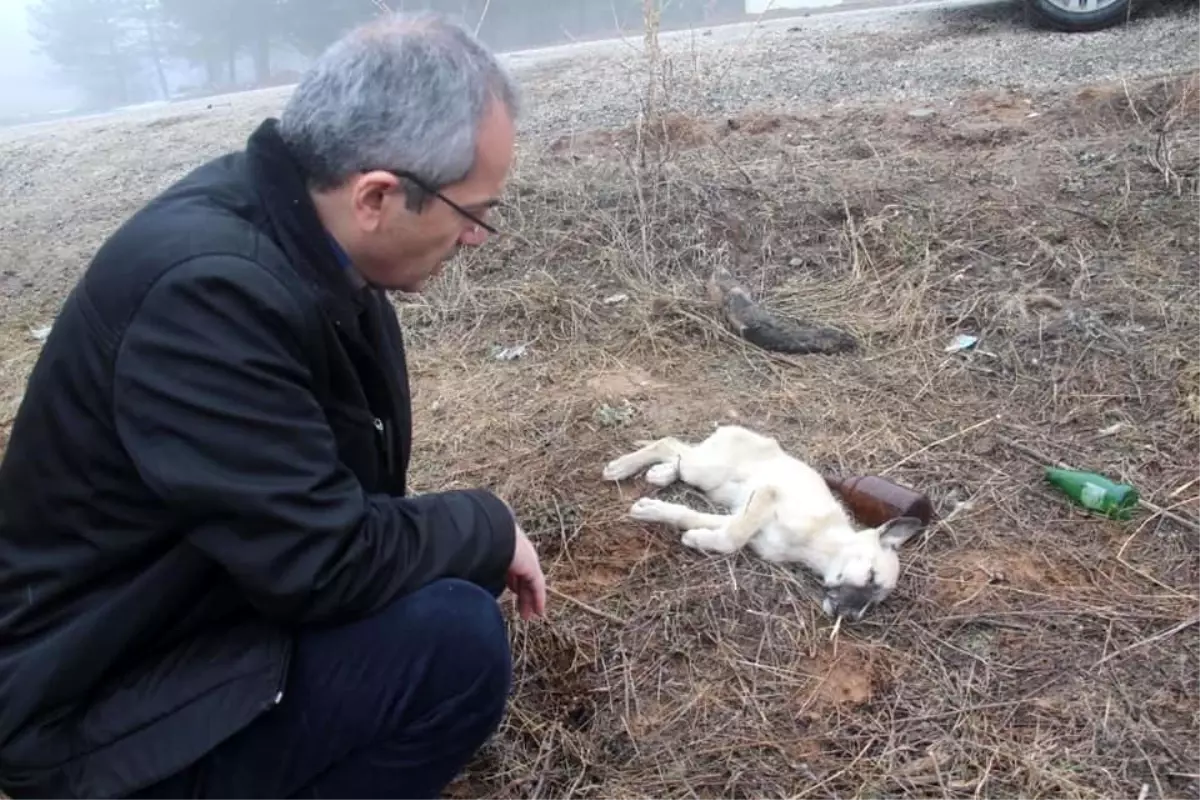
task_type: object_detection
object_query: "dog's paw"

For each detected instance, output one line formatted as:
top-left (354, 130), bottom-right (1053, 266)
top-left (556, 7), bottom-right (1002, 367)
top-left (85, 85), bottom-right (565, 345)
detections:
top-left (602, 457), bottom-right (634, 482)
top-left (682, 528), bottom-right (734, 554)
top-left (630, 497), bottom-right (671, 523)
top-left (644, 462), bottom-right (679, 487)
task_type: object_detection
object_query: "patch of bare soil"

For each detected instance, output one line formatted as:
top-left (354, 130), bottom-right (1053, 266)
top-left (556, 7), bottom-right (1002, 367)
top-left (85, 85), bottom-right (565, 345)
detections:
top-left (931, 547), bottom-right (1092, 608)
top-left (2, 71), bottom-right (1198, 800)
top-left (800, 641), bottom-right (881, 711)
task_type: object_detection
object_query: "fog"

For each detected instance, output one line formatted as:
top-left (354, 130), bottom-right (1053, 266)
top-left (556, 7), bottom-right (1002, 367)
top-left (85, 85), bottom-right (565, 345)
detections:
top-left (0, 0), bottom-right (79, 117)
top-left (0, 0), bottom-right (840, 125)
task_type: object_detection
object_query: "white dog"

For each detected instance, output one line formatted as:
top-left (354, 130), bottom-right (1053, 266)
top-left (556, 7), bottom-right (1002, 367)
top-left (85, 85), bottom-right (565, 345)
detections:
top-left (602, 424), bottom-right (924, 621)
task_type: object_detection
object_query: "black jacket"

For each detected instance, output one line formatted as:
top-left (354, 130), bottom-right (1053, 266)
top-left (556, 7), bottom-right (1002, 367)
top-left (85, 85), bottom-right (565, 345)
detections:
top-left (0, 119), bottom-right (517, 798)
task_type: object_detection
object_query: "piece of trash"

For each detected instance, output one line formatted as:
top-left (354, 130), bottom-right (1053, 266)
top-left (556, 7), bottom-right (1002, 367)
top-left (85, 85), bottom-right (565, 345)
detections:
top-left (825, 473), bottom-right (934, 528)
top-left (944, 334), bottom-right (979, 353)
top-left (29, 325), bottom-right (52, 342)
top-left (908, 108), bottom-right (937, 120)
top-left (491, 343), bottom-right (528, 361)
top-left (1097, 422), bottom-right (1126, 437)
top-left (1044, 466), bottom-right (1139, 521)
top-left (947, 499), bottom-right (976, 520)
top-left (602, 293), bottom-right (628, 305)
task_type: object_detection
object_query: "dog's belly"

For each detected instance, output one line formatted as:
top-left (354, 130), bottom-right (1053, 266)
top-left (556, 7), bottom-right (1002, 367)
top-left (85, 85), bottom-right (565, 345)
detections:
top-left (747, 521), bottom-right (825, 567)
top-left (746, 522), bottom-right (798, 563)
top-left (706, 481), bottom-right (753, 512)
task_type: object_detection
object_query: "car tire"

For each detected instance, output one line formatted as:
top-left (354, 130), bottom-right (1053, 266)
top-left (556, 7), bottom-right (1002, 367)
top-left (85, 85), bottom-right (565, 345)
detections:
top-left (1024, 0), bottom-right (1136, 30)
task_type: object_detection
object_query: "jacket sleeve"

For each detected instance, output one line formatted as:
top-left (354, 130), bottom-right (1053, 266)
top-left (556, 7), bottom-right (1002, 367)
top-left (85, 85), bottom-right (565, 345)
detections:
top-left (111, 254), bottom-right (516, 624)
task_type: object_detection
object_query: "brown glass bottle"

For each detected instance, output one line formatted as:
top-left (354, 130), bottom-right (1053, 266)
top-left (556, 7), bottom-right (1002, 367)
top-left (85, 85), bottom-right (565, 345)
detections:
top-left (823, 474), bottom-right (934, 529)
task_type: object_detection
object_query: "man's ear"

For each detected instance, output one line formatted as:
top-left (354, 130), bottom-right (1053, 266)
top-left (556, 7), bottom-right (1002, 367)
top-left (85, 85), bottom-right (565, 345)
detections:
top-left (876, 516), bottom-right (924, 551)
top-left (351, 170), bottom-right (401, 229)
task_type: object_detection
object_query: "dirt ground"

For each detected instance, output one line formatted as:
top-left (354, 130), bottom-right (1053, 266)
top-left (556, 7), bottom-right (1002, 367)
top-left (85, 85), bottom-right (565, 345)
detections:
top-left (0, 41), bottom-right (1198, 800)
top-left (425, 73), bottom-right (1200, 800)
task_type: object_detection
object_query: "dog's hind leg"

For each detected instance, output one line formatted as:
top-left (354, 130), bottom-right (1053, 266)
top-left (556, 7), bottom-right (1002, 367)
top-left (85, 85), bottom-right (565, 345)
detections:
top-left (602, 437), bottom-right (691, 482)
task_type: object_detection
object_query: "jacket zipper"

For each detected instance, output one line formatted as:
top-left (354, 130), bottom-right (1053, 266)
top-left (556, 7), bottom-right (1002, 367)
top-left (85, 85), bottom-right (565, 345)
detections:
top-left (385, 419), bottom-right (396, 476)
top-left (266, 633), bottom-right (291, 710)
top-left (374, 416), bottom-right (396, 477)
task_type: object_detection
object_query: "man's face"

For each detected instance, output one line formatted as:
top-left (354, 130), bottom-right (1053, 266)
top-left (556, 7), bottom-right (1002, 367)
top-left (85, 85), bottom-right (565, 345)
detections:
top-left (346, 99), bottom-right (515, 293)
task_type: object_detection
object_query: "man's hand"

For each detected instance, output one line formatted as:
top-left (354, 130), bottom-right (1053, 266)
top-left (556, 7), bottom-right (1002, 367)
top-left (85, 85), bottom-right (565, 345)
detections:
top-left (506, 523), bottom-right (546, 621)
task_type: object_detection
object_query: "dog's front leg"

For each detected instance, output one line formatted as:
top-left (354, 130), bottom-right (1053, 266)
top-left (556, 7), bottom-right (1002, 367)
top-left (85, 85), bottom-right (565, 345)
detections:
top-left (681, 486), bottom-right (780, 555)
top-left (629, 497), bottom-right (731, 530)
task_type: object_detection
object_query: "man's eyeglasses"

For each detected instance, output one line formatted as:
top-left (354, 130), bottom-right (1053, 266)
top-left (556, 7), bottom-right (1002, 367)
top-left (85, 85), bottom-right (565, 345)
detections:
top-left (384, 169), bottom-right (500, 236)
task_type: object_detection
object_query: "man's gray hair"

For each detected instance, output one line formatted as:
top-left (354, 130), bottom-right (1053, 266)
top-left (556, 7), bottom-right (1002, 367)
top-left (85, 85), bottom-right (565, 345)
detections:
top-left (278, 11), bottom-right (519, 201)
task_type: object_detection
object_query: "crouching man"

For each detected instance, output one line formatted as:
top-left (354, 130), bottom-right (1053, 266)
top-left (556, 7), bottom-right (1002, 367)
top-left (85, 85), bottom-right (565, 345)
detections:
top-left (0, 11), bottom-right (544, 799)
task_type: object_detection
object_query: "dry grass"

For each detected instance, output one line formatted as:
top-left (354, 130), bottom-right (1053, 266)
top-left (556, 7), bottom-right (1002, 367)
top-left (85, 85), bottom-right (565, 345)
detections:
top-left (0, 55), bottom-right (1196, 800)
top-left (396, 71), bottom-right (1200, 799)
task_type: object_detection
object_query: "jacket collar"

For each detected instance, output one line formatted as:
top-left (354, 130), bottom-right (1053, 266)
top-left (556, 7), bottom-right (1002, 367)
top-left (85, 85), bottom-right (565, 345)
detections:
top-left (244, 118), bottom-right (369, 323)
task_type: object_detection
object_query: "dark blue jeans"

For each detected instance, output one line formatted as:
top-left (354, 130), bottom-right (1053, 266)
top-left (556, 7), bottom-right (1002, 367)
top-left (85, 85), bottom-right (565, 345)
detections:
top-left (132, 578), bottom-right (511, 798)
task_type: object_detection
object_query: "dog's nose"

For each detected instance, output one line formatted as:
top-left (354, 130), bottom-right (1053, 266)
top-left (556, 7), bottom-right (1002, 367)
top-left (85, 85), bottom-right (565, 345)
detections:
top-left (823, 595), bottom-right (871, 622)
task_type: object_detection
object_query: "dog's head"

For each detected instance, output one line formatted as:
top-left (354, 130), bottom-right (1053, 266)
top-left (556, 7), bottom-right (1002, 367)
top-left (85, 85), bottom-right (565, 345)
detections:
top-left (820, 516), bottom-right (924, 621)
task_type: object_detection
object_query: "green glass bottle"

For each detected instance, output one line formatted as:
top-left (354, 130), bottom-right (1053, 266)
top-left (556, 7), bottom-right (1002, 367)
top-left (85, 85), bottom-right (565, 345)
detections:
top-left (1044, 467), bottom-right (1139, 520)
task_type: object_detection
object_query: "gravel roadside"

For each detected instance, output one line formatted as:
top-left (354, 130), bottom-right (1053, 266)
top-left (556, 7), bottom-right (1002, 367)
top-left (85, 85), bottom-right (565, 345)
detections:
top-left (514, 0), bottom-right (1198, 140)
top-left (0, 0), bottom-right (1195, 318)
top-left (2, 0), bottom-right (1195, 147)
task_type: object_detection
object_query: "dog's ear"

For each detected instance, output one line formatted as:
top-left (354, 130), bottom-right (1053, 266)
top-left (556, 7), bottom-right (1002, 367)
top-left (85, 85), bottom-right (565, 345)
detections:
top-left (876, 516), bottom-right (924, 551)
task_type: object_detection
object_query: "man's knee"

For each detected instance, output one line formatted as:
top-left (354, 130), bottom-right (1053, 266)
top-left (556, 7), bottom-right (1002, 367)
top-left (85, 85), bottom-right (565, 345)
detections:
top-left (294, 577), bottom-right (512, 721)
top-left (385, 578), bottom-right (512, 719)
top-left (406, 578), bottom-right (512, 679)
